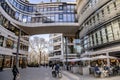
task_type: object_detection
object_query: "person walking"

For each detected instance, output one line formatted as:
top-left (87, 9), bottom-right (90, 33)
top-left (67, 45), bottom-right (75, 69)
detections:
top-left (12, 65), bottom-right (19, 80)
top-left (55, 63), bottom-right (60, 75)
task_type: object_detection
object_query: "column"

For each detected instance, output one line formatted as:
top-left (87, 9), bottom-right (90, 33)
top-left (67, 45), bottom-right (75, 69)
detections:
top-left (65, 36), bottom-right (69, 70)
top-left (106, 52), bottom-right (110, 67)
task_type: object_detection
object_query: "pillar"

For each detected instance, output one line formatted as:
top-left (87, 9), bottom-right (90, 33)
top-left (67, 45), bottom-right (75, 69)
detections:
top-left (106, 52), bottom-right (110, 67)
top-left (65, 36), bottom-right (69, 70)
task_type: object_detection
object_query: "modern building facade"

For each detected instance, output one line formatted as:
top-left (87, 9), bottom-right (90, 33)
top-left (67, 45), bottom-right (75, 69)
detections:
top-left (0, 12), bottom-right (29, 69)
top-left (49, 33), bottom-right (81, 63)
top-left (77, 0), bottom-right (120, 66)
top-left (0, 0), bottom-right (120, 70)
top-left (0, 0), bottom-right (77, 69)
top-left (49, 33), bottom-right (64, 61)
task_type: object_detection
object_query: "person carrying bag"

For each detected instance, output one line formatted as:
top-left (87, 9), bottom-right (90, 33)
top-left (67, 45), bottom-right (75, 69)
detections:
top-left (12, 65), bottom-right (20, 80)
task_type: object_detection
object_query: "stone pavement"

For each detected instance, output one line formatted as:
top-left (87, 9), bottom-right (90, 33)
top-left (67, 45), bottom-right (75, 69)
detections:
top-left (0, 67), bottom-right (120, 80)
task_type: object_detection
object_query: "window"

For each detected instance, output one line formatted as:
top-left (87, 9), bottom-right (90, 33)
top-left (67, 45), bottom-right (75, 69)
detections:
top-left (97, 13), bottom-right (99, 21)
top-left (101, 27), bottom-right (107, 43)
top-left (0, 14), bottom-right (3, 24)
top-left (101, 10), bottom-right (104, 17)
top-left (106, 23), bottom-right (114, 42)
top-left (0, 55), bottom-right (3, 67)
top-left (6, 38), bottom-right (14, 49)
top-left (15, 12), bottom-right (19, 20)
top-left (97, 31), bottom-right (102, 45)
top-left (59, 14), bottom-right (63, 20)
top-left (112, 20), bottom-right (120, 40)
top-left (93, 16), bottom-right (95, 23)
top-left (113, 2), bottom-right (117, 9)
top-left (93, 33), bottom-right (97, 46)
top-left (0, 36), bottom-right (4, 47)
top-left (59, 5), bottom-right (63, 10)
top-left (107, 6), bottom-right (110, 13)
top-left (89, 35), bottom-right (93, 47)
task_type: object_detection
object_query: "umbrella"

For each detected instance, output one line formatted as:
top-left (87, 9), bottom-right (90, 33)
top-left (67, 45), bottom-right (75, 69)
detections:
top-left (92, 55), bottom-right (117, 60)
top-left (80, 57), bottom-right (92, 61)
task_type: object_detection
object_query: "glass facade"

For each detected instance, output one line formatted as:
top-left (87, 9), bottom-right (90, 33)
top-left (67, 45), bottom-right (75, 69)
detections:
top-left (0, 0), bottom-right (76, 23)
top-left (82, 18), bottom-right (120, 49)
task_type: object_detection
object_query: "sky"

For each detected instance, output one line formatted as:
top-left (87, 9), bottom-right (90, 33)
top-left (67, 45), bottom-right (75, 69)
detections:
top-left (29, 0), bottom-right (76, 4)
top-left (30, 34), bottom-right (49, 41)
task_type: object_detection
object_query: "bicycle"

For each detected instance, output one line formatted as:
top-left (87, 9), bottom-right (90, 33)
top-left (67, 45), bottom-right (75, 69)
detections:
top-left (52, 70), bottom-right (62, 78)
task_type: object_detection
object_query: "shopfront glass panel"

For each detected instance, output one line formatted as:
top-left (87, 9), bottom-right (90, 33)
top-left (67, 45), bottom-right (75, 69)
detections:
top-left (6, 38), bottom-right (14, 49)
top-left (0, 55), bottom-right (3, 67)
top-left (4, 56), bottom-right (11, 68)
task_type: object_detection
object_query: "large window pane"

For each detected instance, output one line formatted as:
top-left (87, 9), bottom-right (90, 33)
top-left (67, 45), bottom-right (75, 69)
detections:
top-left (106, 23), bottom-right (114, 42)
top-left (112, 20), bottom-right (120, 40)
top-left (97, 31), bottom-right (102, 45)
top-left (101, 28), bottom-right (107, 43)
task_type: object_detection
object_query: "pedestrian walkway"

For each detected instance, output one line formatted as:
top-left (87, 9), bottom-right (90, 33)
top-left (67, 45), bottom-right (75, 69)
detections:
top-left (0, 67), bottom-right (120, 80)
top-left (62, 71), bottom-right (120, 80)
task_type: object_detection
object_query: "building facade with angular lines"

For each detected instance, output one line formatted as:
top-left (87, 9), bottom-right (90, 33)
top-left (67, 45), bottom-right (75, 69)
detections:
top-left (0, 0), bottom-right (78, 70)
top-left (77, 0), bottom-right (120, 66)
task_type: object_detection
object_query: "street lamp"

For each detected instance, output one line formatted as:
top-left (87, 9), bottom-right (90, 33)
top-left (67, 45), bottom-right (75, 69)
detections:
top-left (16, 29), bottom-right (21, 68)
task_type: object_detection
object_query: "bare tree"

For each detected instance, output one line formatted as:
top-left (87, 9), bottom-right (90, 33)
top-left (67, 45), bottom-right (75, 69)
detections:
top-left (29, 36), bottom-right (48, 66)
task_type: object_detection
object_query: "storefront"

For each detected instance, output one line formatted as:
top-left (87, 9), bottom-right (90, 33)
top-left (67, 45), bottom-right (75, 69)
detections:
top-left (0, 55), bottom-right (3, 70)
top-left (4, 55), bottom-right (12, 68)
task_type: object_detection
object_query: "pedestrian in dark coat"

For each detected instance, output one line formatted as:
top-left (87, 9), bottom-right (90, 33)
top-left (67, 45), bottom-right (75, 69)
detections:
top-left (12, 65), bottom-right (19, 80)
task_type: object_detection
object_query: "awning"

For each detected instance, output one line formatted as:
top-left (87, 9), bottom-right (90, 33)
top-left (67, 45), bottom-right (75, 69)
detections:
top-left (92, 55), bottom-right (117, 60)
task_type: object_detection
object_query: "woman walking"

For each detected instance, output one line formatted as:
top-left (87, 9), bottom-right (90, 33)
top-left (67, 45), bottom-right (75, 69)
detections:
top-left (12, 65), bottom-right (19, 80)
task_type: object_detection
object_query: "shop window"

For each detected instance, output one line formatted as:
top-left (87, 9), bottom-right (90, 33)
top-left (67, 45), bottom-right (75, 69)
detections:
top-left (3, 19), bottom-right (9, 28)
top-left (6, 38), bottom-right (14, 49)
top-left (0, 55), bottom-right (3, 67)
top-left (4, 56), bottom-right (11, 68)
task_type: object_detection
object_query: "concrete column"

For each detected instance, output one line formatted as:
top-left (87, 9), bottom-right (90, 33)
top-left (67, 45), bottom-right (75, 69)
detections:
top-left (106, 52), bottom-right (110, 67)
top-left (65, 36), bottom-right (69, 70)
top-left (2, 37), bottom-right (6, 47)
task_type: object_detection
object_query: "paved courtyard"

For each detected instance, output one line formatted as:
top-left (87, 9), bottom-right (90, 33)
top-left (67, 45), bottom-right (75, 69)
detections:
top-left (0, 67), bottom-right (120, 80)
